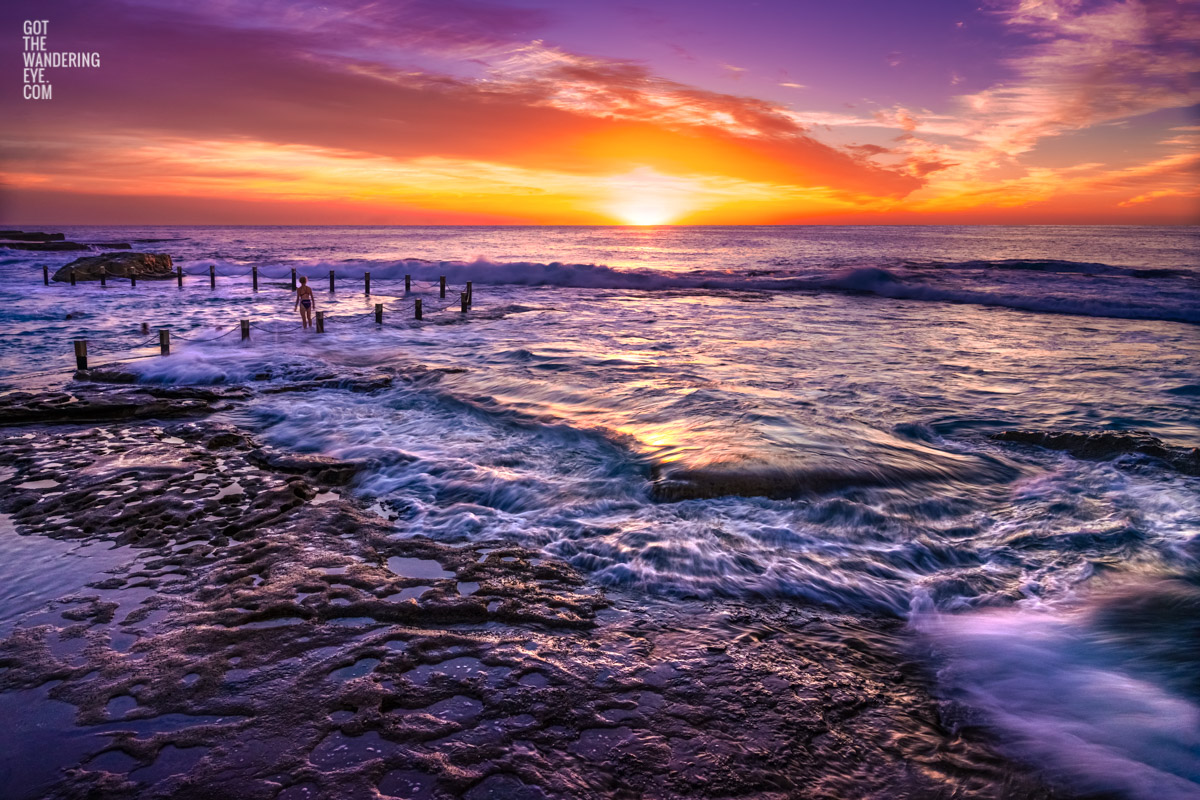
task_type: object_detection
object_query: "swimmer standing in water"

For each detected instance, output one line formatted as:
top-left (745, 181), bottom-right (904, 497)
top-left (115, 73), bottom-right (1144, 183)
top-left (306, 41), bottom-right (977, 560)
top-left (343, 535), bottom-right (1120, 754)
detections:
top-left (294, 276), bottom-right (315, 329)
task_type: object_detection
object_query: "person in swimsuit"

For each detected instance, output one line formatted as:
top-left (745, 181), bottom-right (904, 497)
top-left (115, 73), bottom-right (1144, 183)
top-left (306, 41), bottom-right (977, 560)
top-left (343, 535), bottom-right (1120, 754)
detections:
top-left (294, 275), bottom-right (315, 328)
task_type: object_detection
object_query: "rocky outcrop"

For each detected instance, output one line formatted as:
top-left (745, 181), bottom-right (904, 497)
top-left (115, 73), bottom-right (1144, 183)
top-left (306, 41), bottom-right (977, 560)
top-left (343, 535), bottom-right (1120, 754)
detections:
top-left (0, 241), bottom-right (89, 251)
top-left (247, 448), bottom-right (365, 484)
top-left (0, 230), bottom-right (65, 241)
top-left (52, 252), bottom-right (174, 282)
top-left (991, 429), bottom-right (1200, 476)
top-left (0, 388), bottom-right (222, 426)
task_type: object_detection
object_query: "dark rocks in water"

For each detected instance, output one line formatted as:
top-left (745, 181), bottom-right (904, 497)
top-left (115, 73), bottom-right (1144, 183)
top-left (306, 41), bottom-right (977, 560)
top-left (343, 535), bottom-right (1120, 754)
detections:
top-left (0, 241), bottom-right (89, 251)
top-left (0, 388), bottom-right (220, 426)
top-left (991, 429), bottom-right (1200, 476)
top-left (51, 252), bottom-right (174, 283)
top-left (247, 448), bottom-right (364, 485)
top-left (651, 458), bottom-right (1014, 502)
top-left (0, 230), bottom-right (65, 241)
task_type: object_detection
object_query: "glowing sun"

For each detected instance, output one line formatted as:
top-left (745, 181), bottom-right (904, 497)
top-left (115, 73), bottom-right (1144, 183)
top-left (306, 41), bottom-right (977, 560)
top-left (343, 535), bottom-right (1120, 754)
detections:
top-left (613, 199), bottom-right (678, 225)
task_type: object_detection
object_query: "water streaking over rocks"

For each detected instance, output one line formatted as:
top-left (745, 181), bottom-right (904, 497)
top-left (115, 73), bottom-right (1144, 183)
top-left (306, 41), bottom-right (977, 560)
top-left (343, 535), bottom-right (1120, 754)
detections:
top-left (1, 225), bottom-right (1197, 799)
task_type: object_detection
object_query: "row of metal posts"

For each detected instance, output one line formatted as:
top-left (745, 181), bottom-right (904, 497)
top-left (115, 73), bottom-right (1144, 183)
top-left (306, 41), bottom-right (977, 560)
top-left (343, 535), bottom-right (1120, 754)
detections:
top-left (49, 265), bottom-right (464, 298)
top-left (71, 283), bottom-right (475, 371)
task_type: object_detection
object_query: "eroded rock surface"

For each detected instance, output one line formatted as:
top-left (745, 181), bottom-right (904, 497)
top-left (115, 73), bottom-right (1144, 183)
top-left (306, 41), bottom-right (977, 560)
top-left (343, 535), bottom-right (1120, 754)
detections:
top-left (0, 410), bottom-right (1060, 799)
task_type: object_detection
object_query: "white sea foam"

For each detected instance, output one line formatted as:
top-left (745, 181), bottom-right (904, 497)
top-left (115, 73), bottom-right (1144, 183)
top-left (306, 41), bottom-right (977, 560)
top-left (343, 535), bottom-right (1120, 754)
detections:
top-left (919, 607), bottom-right (1200, 800)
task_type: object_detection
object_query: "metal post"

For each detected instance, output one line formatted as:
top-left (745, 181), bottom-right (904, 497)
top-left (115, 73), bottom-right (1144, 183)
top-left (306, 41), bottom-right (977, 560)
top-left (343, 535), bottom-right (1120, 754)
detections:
top-left (209, 264), bottom-right (216, 289)
top-left (415, 299), bottom-right (422, 320)
top-left (375, 303), bottom-right (383, 324)
top-left (99, 267), bottom-right (107, 288)
top-left (315, 311), bottom-right (325, 333)
top-left (42, 265), bottom-right (48, 285)
top-left (70, 269), bottom-right (76, 287)
top-left (466, 281), bottom-right (473, 306)
top-left (290, 268), bottom-right (297, 291)
top-left (159, 329), bottom-right (170, 355)
top-left (329, 269), bottom-right (335, 293)
top-left (440, 275), bottom-right (446, 298)
top-left (364, 272), bottom-right (370, 295)
top-left (461, 292), bottom-right (468, 313)
top-left (252, 266), bottom-right (258, 292)
top-left (74, 340), bottom-right (88, 371)
top-left (405, 274), bottom-right (411, 293)
top-left (241, 319), bottom-right (250, 341)
top-left (130, 274), bottom-right (137, 288)
top-left (141, 322), bottom-right (149, 334)
top-left (176, 265), bottom-right (183, 288)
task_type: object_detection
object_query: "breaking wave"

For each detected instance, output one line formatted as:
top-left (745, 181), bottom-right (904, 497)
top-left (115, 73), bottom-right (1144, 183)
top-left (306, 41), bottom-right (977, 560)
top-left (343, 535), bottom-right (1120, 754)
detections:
top-left (176, 257), bottom-right (1199, 324)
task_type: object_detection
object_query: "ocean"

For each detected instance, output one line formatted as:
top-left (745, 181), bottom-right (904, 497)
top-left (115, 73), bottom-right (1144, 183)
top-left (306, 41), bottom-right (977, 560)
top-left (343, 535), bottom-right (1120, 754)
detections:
top-left (1, 224), bottom-right (1198, 798)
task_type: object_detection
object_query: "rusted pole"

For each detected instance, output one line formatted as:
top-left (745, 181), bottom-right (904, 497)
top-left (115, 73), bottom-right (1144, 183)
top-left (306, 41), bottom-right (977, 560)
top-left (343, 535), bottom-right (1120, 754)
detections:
top-left (461, 292), bottom-right (468, 313)
top-left (315, 311), bottom-right (325, 333)
top-left (241, 319), bottom-right (250, 341)
top-left (252, 266), bottom-right (258, 292)
top-left (415, 299), bottom-right (422, 320)
top-left (364, 272), bottom-right (370, 295)
top-left (209, 264), bottom-right (216, 289)
top-left (130, 273), bottom-right (137, 288)
top-left (73, 340), bottom-right (87, 371)
top-left (329, 269), bottom-right (335, 293)
top-left (42, 265), bottom-right (48, 285)
top-left (466, 281), bottom-right (473, 306)
top-left (176, 265), bottom-right (183, 288)
top-left (141, 322), bottom-right (149, 334)
top-left (375, 303), bottom-right (383, 324)
top-left (440, 275), bottom-right (446, 298)
top-left (159, 329), bottom-right (170, 355)
top-left (70, 269), bottom-right (76, 287)
top-left (405, 274), bottom-right (411, 293)
top-left (99, 267), bottom-right (107, 287)
top-left (290, 268), bottom-right (297, 291)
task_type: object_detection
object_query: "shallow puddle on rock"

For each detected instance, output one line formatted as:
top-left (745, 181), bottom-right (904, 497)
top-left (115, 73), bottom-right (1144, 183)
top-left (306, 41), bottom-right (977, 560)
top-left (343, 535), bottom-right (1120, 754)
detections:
top-left (388, 585), bottom-right (432, 602)
top-left (311, 490), bottom-right (339, 505)
top-left (457, 582), bottom-right (480, 596)
top-left (309, 730), bottom-right (396, 769)
top-left (213, 481), bottom-right (244, 499)
top-left (378, 768), bottom-right (437, 799)
top-left (15, 479), bottom-right (60, 490)
top-left (105, 695), bottom-right (138, 719)
top-left (329, 658), bottom-right (380, 682)
top-left (420, 695), bottom-right (483, 724)
top-left (328, 616), bottom-right (378, 627)
top-left (239, 617), bottom-right (305, 630)
top-left (404, 657), bottom-right (510, 688)
top-left (277, 781), bottom-right (320, 799)
top-left (386, 557), bottom-right (452, 580)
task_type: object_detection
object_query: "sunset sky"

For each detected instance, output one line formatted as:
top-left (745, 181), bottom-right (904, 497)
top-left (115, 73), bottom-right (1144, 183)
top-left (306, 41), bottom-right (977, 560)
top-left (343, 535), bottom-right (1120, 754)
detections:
top-left (2, 0), bottom-right (1198, 225)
